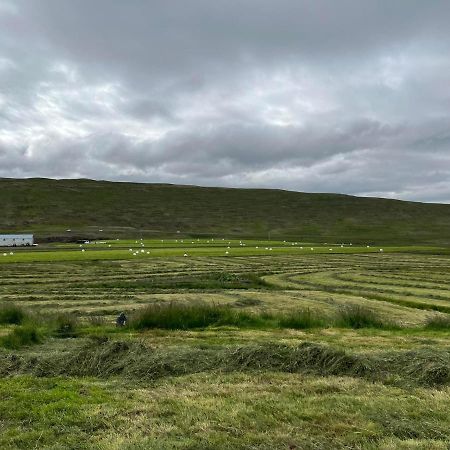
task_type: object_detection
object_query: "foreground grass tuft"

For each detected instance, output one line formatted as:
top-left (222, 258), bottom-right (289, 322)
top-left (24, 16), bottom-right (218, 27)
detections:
top-left (0, 325), bottom-right (42, 349)
top-left (51, 313), bottom-right (80, 338)
top-left (278, 308), bottom-right (325, 329)
top-left (130, 302), bottom-right (267, 330)
top-left (0, 303), bottom-right (27, 325)
top-left (424, 315), bottom-right (450, 330)
top-left (335, 305), bottom-right (390, 329)
top-left (130, 302), bottom-right (397, 331)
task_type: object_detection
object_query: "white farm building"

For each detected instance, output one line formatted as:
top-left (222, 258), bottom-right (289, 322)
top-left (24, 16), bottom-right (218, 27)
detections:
top-left (0, 234), bottom-right (34, 247)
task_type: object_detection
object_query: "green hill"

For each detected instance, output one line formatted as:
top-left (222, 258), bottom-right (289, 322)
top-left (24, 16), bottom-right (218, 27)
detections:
top-left (1, 177), bottom-right (450, 244)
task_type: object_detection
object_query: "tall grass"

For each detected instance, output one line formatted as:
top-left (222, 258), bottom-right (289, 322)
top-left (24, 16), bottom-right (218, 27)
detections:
top-left (130, 302), bottom-right (396, 331)
top-left (278, 308), bottom-right (325, 329)
top-left (0, 303), bottom-right (27, 325)
top-left (130, 302), bottom-right (267, 330)
top-left (51, 314), bottom-right (80, 338)
top-left (0, 325), bottom-right (41, 349)
top-left (424, 315), bottom-right (450, 330)
top-left (0, 309), bottom-right (80, 349)
top-left (0, 302), bottom-right (397, 340)
top-left (335, 305), bottom-right (388, 329)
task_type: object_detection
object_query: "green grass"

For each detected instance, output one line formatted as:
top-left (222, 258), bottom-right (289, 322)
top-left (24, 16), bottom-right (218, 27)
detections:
top-left (130, 302), bottom-right (323, 330)
top-left (2, 177), bottom-right (450, 244)
top-left (0, 306), bottom-right (81, 347)
top-left (130, 302), bottom-right (265, 330)
top-left (2, 177), bottom-right (450, 448)
top-left (335, 305), bottom-right (391, 329)
top-left (2, 245), bottom-right (450, 448)
top-left (0, 324), bottom-right (42, 349)
top-left (0, 242), bottom-right (442, 264)
top-left (2, 373), bottom-right (450, 449)
top-left (51, 313), bottom-right (80, 338)
top-left (278, 308), bottom-right (326, 329)
top-left (127, 302), bottom-right (398, 331)
top-left (424, 315), bottom-right (450, 330)
top-left (99, 271), bottom-right (274, 291)
top-left (0, 303), bottom-right (26, 325)
top-left (3, 337), bottom-right (450, 388)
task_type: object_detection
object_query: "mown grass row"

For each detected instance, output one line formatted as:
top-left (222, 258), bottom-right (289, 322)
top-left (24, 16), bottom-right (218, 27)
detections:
top-left (94, 271), bottom-right (275, 291)
top-left (3, 337), bottom-right (450, 387)
top-left (1, 254), bottom-right (449, 321)
top-left (275, 273), bottom-right (450, 314)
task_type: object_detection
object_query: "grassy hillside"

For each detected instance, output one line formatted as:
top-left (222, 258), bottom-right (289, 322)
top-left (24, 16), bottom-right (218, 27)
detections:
top-left (1, 177), bottom-right (450, 244)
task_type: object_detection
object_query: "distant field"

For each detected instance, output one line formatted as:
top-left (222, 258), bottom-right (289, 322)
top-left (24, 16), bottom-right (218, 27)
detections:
top-left (2, 240), bottom-right (450, 448)
top-left (0, 237), bottom-right (443, 263)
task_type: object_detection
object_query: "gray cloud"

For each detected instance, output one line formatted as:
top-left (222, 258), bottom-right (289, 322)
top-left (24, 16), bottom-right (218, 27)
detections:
top-left (1, 0), bottom-right (450, 202)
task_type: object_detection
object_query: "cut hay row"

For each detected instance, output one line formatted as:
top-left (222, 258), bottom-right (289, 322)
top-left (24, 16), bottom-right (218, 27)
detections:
top-left (3, 337), bottom-right (450, 387)
top-left (332, 273), bottom-right (450, 297)
top-left (1, 254), bottom-right (450, 322)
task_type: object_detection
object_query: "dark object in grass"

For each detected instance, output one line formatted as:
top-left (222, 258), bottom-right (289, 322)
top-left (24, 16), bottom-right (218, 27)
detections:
top-left (116, 312), bottom-right (127, 327)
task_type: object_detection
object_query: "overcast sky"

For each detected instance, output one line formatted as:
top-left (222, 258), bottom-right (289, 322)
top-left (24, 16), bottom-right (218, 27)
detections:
top-left (1, 1), bottom-right (450, 202)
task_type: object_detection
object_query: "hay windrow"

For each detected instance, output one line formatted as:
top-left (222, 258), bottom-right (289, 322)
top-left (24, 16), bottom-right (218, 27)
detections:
top-left (2, 338), bottom-right (450, 386)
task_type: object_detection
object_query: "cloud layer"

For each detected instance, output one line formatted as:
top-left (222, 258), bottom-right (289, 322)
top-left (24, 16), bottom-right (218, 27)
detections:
top-left (1, 0), bottom-right (450, 202)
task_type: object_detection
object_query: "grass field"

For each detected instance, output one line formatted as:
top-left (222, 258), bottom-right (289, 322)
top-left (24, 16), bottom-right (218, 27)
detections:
top-left (2, 239), bottom-right (450, 449)
top-left (1, 238), bottom-right (442, 264)
top-left (3, 177), bottom-right (450, 245)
